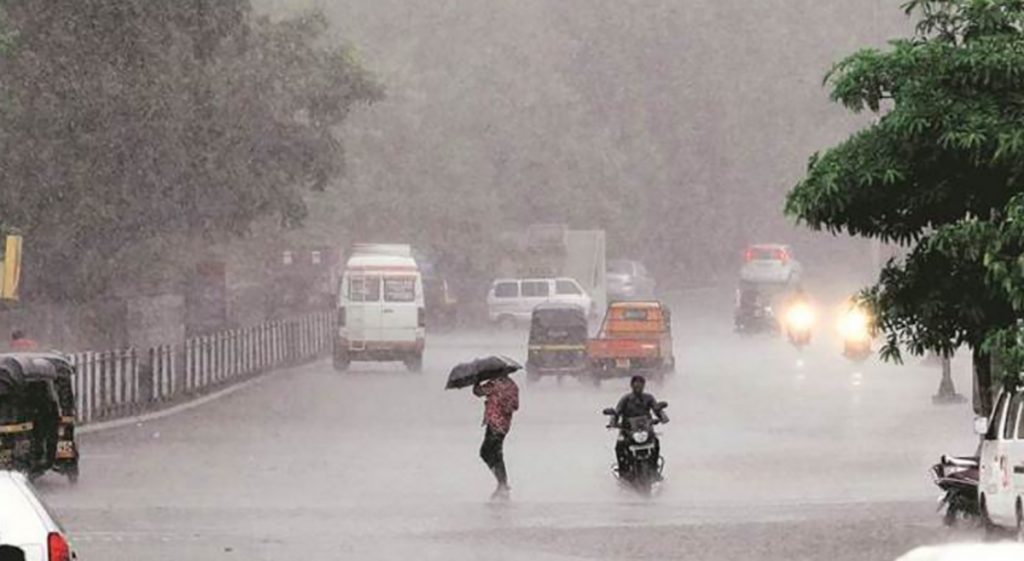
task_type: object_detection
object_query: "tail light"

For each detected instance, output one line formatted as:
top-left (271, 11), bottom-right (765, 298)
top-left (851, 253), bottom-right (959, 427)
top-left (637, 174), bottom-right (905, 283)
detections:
top-left (418, 308), bottom-right (426, 328)
top-left (337, 307), bottom-right (346, 327)
top-left (744, 249), bottom-right (754, 262)
top-left (776, 249), bottom-right (790, 263)
top-left (48, 532), bottom-right (71, 561)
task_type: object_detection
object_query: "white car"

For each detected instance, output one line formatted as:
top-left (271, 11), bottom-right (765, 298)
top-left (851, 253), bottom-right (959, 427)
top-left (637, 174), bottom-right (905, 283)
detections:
top-left (896, 544), bottom-right (1024, 561)
top-left (978, 387), bottom-right (1024, 535)
top-left (487, 278), bottom-right (592, 326)
top-left (0, 471), bottom-right (75, 561)
top-left (739, 244), bottom-right (802, 286)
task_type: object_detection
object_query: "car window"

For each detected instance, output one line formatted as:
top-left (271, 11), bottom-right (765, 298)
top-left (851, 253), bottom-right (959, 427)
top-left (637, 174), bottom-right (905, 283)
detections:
top-left (494, 282), bottom-right (518, 298)
top-left (556, 280), bottom-right (582, 295)
top-left (988, 392), bottom-right (1010, 440)
top-left (1016, 394), bottom-right (1024, 440)
top-left (1008, 393), bottom-right (1024, 440)
top-left (383, 277), bottom-right (416, 302)
top-left (622, 308), bottom-right (649, 321)
top-left (522, 281), bottom-right (550, 298)
top-left (348, 276), bottom-right (381, 302)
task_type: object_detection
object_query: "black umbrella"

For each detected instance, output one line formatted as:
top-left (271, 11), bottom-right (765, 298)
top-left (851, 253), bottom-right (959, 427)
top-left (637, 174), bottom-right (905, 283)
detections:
top-left (445, 355), bottom-right (522, 390)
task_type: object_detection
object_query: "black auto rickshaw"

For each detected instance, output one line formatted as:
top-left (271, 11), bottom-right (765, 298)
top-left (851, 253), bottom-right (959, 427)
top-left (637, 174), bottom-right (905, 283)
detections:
top-left (526, 304), bottom-right (589, 382)
top-left (0, 354), bottom-right (80, 483)
top-left (0, 365), bottom-right (33, 473)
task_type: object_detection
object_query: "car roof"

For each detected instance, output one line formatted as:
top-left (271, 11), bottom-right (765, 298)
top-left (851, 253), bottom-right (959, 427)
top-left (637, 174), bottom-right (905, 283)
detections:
top-left (609, 300), bottom-right (663, 309)
top-left (533, 303), bottom-right (586, 312)
top-left (0, 471), bottom-right (57, 541)
top-left (748, 243), bottom-right (789, 250)
top-left (345, 253), bottom-right (418, 271)
top-left (491, 278), bottom-right (576, 284)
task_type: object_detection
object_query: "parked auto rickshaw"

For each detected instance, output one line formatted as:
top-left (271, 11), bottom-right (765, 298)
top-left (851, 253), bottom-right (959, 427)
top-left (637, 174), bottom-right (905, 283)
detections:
top-left (0, 354), bottom-right (80, 483)
top-left (526, 304), bottom-right (589, 382)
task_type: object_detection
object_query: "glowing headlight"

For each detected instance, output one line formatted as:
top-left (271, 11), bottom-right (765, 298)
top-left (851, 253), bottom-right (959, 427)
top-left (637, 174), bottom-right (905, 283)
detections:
top-left (785, 303), bottom-right (815, 331)
top-left (632, 430), bottom-right (650, 444)
top-left (839, 308), bottom-right (871, 341)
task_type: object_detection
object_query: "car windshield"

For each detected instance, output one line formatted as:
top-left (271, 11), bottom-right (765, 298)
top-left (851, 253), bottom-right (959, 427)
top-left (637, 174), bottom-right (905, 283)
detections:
top-left (608, 261), bottom-right (633, 275)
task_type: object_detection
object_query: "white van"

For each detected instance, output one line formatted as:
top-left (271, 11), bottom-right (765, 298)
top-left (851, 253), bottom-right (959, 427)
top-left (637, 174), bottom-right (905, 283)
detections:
top-left (334, 245), bottom-right (425, 372)
top-left (486, 277), bottom-right (592, 327)
top-left (979, 386), bottom-right (1024, 534)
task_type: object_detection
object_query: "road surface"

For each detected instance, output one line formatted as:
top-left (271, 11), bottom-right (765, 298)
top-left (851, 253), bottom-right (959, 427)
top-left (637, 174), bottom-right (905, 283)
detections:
top-left (39, 290), bottom-right (984, 560)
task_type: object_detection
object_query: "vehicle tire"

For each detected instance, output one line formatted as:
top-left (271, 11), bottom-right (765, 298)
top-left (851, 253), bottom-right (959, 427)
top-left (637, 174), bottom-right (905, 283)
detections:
top-left (635, 463), bottom-right (653, 497)
top-left (942, 502), bottom-right (959, 527)
top-left (590, 373), bottom-right (602, 388)
top-left (980, 496), bottom-right (999, 540)
top-left (1016, 499), bottom-right (1023, 542)
top-left (66, 464), bottom-right (79, 485)
top-left (333, 352), bottom-right (350, 372)
top-left (498, 316), bottom-right (517, 331)
top-left (405, 354), bottom-right (423, 373)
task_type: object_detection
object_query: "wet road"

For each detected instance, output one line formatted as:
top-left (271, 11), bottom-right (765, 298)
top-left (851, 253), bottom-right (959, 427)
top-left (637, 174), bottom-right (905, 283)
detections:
top-left (39, 290), bottom-right (983, 560)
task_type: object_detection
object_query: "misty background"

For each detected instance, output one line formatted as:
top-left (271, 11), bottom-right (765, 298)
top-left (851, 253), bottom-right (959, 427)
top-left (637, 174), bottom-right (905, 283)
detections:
top-left (259, 0), bottom-right (905, 285)
top-left (0, 1), bottom-right (910, 348)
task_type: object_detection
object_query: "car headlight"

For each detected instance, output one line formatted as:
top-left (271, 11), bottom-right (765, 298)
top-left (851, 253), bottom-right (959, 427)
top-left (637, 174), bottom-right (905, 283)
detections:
top-left (632, 430), bottom-right (650, 444)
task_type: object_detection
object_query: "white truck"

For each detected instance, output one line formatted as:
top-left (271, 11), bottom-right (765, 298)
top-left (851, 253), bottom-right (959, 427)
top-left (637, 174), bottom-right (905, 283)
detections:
top-left (494, 225), bottom-right (606, 322)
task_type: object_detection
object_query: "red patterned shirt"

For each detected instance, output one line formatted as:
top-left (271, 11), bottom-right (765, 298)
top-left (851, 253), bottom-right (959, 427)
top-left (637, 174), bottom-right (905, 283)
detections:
top-left (476, 377), bottom-right (519, 434)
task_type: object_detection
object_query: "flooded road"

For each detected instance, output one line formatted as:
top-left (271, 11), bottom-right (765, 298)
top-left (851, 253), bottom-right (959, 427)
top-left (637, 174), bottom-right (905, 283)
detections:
top-left (38, 290), bottom-right (978, 560)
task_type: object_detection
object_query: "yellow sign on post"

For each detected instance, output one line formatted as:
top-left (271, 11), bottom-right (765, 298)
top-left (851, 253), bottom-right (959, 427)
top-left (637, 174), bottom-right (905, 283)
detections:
top-left (2, 235), bottom-right (23, 300)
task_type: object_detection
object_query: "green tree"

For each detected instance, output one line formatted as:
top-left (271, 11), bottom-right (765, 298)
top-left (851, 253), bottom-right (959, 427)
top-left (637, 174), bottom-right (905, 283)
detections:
top-left (0, 2), bottom-right (380, 302)
top-left (786, 0), bottom-right (1024, 414)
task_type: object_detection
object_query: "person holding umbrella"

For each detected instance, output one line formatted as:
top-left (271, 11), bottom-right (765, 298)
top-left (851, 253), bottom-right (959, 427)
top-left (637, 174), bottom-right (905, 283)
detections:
top-left (446, 356), bottom-right (521, 500)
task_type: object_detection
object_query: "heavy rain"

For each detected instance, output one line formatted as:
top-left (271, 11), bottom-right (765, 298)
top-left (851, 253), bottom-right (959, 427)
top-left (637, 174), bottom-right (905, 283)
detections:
top-left (0, 1), bottom-right (1023, 561)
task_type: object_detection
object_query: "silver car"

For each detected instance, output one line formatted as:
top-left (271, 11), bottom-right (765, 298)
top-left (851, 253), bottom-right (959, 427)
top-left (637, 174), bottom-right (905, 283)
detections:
top-left (0, 471), bottom-right (75, 561)
top-left (739, 244), bottom-right (802, 286)
top-left (606, 260), bottom-right (656, 301)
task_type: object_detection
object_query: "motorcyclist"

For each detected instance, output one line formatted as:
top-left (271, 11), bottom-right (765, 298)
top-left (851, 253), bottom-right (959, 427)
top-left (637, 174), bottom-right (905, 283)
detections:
top-left (611, 375), bottom-right (667, 474)
top-left (734, 283), bottom-right (766, 330)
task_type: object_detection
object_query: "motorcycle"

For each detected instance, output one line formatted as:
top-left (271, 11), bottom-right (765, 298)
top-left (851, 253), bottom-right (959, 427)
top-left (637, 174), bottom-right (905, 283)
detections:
top-left (735, 303), bottom-right (779, 335)
top-left (931, 454), bottom-right (980, 527)
top-left (602, 404), bottom-right (668, 495)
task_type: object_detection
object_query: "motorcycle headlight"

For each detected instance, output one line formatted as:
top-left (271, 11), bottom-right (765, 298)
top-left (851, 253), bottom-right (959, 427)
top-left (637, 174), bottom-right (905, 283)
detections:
top-left (632, 430), bottom-right (650, 444)
top-left (785, 303), bottom-right (815, 331)
top-left (839, 307), bottom-right (871, 342)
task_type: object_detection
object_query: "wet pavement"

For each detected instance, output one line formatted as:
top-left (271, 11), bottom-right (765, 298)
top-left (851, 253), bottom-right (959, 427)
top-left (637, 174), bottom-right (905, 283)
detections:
top-left (38, 290), bottom-right (987, 560)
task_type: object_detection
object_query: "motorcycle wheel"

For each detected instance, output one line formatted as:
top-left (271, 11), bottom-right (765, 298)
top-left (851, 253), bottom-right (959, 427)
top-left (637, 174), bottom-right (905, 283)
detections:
top-left (634, 463), bottom-right (653, 496)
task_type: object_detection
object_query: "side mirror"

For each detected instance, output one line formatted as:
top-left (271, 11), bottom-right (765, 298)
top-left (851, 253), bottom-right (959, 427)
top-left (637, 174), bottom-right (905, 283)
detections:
top-left (974, 416), bottom-right (989, 437)
top-left (655, 401), bottom-right (668, 410)
top-left (602, 408), bottom-right (616, 416)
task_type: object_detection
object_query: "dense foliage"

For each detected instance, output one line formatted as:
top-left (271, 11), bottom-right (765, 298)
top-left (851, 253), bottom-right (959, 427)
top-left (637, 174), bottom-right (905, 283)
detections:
top-left (786, 0), bottom-right (1024, 411)
top-left (0, 1), bottom-right (379, 302)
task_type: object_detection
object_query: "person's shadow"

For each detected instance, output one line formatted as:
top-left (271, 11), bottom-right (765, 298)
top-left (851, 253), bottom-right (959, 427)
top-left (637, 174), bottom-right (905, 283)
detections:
top-left (0, 545), bottom-right (26, 561)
